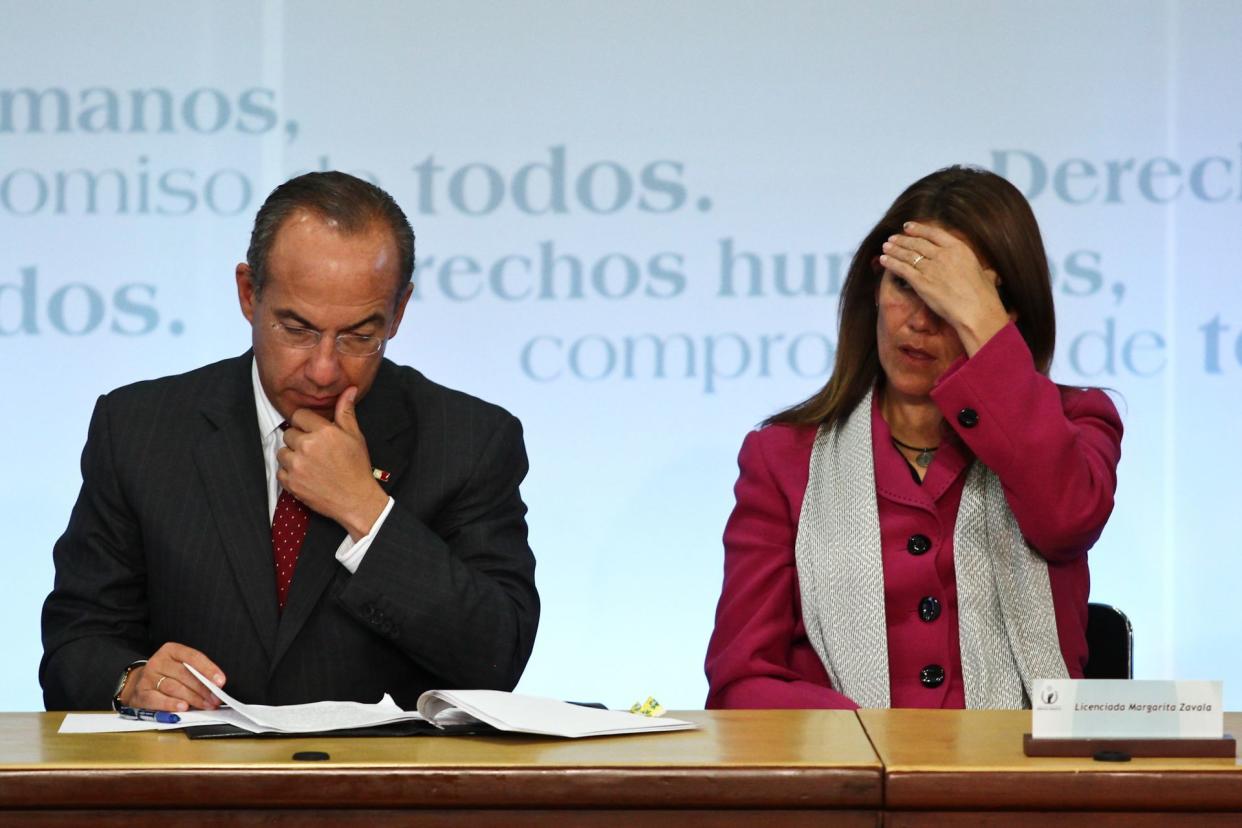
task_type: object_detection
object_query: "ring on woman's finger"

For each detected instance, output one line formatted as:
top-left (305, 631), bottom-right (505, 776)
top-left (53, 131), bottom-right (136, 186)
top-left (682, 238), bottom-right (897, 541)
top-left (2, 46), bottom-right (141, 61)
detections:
top-left (911, 253), bottom-right (924, 267)
top-left (155, 675), bottom-right (167, 692)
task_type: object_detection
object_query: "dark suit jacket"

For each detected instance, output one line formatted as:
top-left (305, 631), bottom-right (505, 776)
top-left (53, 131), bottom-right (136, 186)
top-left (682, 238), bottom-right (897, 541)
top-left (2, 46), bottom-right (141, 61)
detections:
top-left (40, 353), bottom-right (539, 710)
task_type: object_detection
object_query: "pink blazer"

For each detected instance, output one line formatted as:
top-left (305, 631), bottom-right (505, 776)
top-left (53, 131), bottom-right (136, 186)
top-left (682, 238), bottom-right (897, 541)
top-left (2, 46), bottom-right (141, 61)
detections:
top-left (705, 323), bottom-right (1123, 709)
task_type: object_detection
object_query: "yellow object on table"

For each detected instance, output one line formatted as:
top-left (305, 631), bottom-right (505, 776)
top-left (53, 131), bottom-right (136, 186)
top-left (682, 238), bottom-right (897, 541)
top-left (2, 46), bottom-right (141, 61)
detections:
top-left (629, 696), bottom-right (665, 717)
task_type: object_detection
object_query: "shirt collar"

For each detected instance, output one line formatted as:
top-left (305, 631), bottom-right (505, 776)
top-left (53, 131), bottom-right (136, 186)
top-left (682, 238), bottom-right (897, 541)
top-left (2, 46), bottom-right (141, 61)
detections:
top-left (251, 358), bottom-right (284, 440)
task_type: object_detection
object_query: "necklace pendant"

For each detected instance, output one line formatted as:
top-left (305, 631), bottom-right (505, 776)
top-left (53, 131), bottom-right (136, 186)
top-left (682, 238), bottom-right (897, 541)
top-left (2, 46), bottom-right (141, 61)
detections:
top-left (915, 449), bottom-right (935, 468)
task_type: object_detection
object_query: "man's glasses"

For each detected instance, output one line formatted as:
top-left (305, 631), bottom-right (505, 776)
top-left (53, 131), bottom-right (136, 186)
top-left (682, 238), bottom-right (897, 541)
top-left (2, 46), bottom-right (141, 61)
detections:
top-left (269, 322), bottom-right (385, 357)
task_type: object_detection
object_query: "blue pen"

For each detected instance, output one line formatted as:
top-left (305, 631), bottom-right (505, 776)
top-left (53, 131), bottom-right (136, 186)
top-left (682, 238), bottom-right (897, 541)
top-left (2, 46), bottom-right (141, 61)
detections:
top-left (118, 705), bottom-right (181, 724)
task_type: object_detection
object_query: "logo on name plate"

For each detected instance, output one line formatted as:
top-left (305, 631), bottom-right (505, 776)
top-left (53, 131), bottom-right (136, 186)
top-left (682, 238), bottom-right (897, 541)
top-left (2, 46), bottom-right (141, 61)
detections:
top-left (1040, 686), bottom-right (1059, 705)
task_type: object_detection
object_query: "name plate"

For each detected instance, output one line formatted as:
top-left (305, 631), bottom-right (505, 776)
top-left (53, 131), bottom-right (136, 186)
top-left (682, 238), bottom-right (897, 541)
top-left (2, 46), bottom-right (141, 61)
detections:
top-left (1032, 679), bottom-right (1222, 739)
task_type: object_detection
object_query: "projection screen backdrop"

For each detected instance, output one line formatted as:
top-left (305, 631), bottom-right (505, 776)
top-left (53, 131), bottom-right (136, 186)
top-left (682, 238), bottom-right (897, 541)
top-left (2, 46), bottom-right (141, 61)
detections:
top-left (3, 0), bottom-right (1240, 710)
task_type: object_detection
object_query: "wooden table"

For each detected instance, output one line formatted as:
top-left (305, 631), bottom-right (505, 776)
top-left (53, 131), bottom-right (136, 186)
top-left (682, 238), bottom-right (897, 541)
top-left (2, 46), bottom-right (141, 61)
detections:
top-left (0, 710), bottom-right (882, 826)
top-left (859, 709), bottom-right (1242, 826)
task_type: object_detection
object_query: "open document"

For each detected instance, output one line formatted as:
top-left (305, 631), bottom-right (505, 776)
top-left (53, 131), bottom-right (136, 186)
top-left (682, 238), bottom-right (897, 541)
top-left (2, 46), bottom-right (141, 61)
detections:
top-left (59, 664), bottom-right (695, 738)
top-left (418, 690), bottom-right (695, 738)
top-left (59, 663), bottom-right (424, 735)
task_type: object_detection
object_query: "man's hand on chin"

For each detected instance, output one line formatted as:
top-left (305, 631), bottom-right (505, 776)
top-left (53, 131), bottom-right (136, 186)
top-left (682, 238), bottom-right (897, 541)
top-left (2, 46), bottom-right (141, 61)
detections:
top-left (277, 386), bottom-right (389, 540)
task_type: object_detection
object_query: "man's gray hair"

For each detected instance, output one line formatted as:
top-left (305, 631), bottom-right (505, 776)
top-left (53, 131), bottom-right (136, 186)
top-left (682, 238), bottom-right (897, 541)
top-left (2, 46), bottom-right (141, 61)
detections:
top-left (245, 171), bottom-right (415, 294)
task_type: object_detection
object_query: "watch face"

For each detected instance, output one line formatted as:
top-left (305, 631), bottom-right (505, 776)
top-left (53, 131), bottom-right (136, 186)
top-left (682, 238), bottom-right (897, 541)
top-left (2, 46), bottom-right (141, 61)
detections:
top-left (114, 668), bottom-right (130, 702)
top-left (113, 661), bottom-right (145, 707)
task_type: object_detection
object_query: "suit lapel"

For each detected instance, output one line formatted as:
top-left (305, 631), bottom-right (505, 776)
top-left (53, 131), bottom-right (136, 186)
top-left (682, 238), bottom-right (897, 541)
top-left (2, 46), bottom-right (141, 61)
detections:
top-left (355, 363), bottom-right (415, 490)
top-left (269, 361), bottom-right (416, 673)
top-left (194, 354), bottom-right (279, 661)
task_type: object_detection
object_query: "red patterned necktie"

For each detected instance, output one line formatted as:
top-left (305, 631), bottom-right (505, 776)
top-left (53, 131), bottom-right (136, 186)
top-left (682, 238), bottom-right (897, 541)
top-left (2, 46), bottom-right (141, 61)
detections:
top-left (272, 424), bottom-right (309, 610)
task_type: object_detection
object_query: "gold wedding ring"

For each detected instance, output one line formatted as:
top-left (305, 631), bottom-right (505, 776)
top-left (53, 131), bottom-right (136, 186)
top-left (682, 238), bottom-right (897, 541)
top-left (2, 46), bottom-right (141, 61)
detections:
top-left (155, 675), bottom-right (167, 692)
top-left (911, 253), bottom-right (924, 267)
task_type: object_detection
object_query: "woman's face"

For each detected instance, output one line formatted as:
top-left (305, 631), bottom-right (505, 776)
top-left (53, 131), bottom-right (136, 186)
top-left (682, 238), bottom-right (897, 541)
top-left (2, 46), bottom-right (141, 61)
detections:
top-left (875, 269), bottom-right (966, 401)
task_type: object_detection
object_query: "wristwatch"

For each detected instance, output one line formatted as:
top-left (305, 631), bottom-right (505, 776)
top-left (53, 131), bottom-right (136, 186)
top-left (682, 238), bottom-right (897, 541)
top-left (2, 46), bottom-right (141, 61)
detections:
top-left (111, 660), bottom-right (147, 712)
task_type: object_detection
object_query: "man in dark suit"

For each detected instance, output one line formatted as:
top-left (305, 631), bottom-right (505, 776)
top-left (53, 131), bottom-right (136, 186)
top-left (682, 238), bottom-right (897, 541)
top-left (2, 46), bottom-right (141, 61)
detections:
top-left (40, 172), bottom-right (539, 712)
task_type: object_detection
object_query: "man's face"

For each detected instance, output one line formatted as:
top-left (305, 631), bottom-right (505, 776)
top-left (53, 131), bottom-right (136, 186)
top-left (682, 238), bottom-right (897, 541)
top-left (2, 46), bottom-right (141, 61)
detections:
top-left (236, 210), bottom-right (411, 422)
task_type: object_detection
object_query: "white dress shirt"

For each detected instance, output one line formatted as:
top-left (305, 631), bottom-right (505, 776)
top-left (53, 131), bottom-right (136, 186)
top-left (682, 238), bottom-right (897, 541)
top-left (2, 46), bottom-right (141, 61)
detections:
top-left (252, 360), bottom-right (394, 574)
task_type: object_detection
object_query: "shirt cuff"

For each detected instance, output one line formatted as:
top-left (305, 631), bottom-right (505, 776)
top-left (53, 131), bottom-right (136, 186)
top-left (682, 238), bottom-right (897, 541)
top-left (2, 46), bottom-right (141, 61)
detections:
top-left (334, 496), bottom-right (395, 574)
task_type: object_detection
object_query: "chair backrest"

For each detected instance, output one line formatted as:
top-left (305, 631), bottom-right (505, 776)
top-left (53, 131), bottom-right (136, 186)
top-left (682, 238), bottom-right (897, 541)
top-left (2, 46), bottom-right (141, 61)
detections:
top-left (1083, 602), bottom-right (1133, 679)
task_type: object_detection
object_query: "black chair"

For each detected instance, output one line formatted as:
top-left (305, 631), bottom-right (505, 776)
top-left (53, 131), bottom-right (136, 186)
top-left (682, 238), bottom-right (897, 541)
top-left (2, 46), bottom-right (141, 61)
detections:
top-left (1083, 602), bottom-right (1133, 679)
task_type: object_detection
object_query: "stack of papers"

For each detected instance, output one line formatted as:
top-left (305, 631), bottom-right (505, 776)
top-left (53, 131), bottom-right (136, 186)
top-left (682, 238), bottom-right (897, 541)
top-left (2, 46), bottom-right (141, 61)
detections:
top-left (59, 664), bottom-right (695, 739)
top-left (419, 690), bottom-right (695, 738)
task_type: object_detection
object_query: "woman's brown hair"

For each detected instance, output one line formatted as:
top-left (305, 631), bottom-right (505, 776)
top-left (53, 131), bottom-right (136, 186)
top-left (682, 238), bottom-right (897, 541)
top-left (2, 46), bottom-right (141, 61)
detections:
top-left (767, 164), bottom-right (1056, 429)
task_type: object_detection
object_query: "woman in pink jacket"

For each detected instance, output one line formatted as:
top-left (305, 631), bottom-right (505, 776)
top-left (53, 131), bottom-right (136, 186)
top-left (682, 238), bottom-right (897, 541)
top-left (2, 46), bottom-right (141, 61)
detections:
top-left (705, 166), bottom-right (1122, 710)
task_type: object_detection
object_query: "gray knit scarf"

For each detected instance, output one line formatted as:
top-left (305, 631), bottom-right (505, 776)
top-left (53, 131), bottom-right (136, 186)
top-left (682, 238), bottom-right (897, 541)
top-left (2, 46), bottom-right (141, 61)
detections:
top-left (793, 389), bottom-right (1068, 708)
